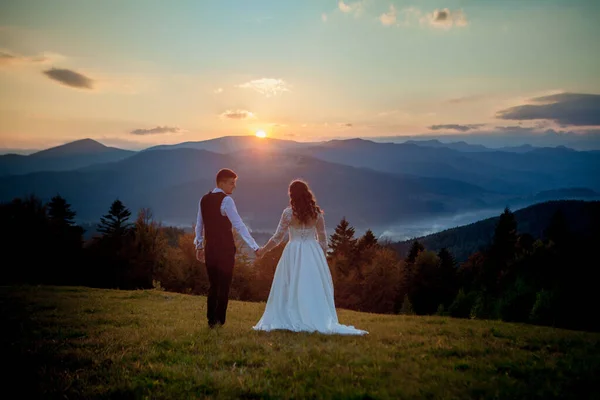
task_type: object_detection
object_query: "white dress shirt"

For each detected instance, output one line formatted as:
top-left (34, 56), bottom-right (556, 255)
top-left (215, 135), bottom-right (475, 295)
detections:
top-left (194, 188), bottom-right (259, 251)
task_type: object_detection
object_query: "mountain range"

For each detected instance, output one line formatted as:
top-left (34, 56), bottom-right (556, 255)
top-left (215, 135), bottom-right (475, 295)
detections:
top-left (1, 136), bottom-right (598, 239)
top-left (0, 139), bottom-right (135, 176)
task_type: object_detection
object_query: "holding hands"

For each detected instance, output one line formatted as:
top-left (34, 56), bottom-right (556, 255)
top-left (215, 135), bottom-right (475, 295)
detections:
top-left (255, 247), bottom-right (265, 258)
top-left (197, 247), bottom-right (265, 262)
top-left (196, 248), bottom-right (205, 262)
top-left (196, 247), bottom-right (265, 262)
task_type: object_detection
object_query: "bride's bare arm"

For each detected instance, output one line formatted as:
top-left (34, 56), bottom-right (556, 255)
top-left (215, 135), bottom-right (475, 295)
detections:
top-left (261, 207), bottom-right (292, 253)
top-left (316, 212), bottom-right (328, 253)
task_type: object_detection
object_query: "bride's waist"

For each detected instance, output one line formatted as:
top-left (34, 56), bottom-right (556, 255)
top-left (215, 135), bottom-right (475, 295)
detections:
top-left (288, 236), bottom-right (318, 242)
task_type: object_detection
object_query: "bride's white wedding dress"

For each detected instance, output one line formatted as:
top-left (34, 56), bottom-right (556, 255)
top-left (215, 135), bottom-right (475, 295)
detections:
top-left (253, 207), bottom-right (368, 335)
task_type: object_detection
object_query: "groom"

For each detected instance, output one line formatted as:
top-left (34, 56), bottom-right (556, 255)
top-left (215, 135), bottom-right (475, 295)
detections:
top-left (194, 168), bottom-right (260, 328)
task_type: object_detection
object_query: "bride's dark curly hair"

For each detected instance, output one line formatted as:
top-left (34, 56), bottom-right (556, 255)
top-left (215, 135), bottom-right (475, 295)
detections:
top-left (289, 179), bottom-right (322, 224)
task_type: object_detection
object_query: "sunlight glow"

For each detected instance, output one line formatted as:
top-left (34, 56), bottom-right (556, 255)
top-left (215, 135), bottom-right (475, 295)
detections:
top-left (255, 130), bottom-right (267, 138)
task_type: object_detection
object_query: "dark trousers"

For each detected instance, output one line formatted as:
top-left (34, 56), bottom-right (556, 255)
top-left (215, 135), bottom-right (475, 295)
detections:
top-left (205, 247), bottom-right (235, 326)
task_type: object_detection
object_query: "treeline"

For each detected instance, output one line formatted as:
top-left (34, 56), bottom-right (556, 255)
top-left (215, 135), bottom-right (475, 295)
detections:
top-left (327, 207), bottom-right (599, 332)
top-left (1, 194), bottom-right (598, 332)
top-left (391, 200), bottom-right (600, 262)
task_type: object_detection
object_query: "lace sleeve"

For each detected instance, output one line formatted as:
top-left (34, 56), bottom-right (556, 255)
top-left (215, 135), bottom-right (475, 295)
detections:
top-left (262, 207), bottom-right (292, 253)
top-left (316, 212), bottom-right (328, 253)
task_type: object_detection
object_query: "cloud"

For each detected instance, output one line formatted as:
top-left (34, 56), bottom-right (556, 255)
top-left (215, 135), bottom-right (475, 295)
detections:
top-left (219, 110), bottom-right (256, 120)
top-left (446, 94), bottom-right (487, 104)
top-left (338, 0), bottom-right (366, 17)
top-left (0, 49), bottom-right (62, 67)
top-left (494, 125), bottom-right (537, 133)
top-left (379, 5), bottom-right (397, 26)
top-left (338, 0), bottom-right (353, 13)
top-left (43, 67), bottom-right (94, 89)
top-left (377, 110), bottom-right (400, 117)
top-left (214, 87), bottom-right (223, 94)
top-left (130, 126), bottom-right (184, 135)
top-left (429, 124), bottom-right (485, 132)
top-left (237, 78), bottom-right (291, 97)
top-left (496, 93), bottom-right (600, 126)
top-left (421, 8), bottom-right (468, 29)
top-left (322, 13), bottom-right (328, 22)
top-left (1, 51), bottom-right (34, 64)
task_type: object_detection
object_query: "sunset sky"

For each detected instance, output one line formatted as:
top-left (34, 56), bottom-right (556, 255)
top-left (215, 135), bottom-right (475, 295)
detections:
top-left (1, 0), bottom-right (599, 151)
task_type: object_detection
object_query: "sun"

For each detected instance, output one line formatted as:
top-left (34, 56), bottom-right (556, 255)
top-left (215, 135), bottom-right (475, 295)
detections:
top-left (255, 130), bottom-right (267, 138)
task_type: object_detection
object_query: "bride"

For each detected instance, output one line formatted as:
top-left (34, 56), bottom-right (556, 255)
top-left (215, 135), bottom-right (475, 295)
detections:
top-left (253, 179), bottom-right (368, 335)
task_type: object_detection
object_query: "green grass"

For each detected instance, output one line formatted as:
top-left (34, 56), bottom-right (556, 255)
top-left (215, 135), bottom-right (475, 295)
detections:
top-left (2, 285), bottom-right (599, 399)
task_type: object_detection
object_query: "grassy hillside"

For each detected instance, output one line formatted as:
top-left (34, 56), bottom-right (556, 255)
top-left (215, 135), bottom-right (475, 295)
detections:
top-left (2, 285), bottom-right (599, 399)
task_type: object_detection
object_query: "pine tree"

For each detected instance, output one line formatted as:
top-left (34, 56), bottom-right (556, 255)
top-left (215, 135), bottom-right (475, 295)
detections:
top-left (92, 199), bottom-right (133, 288)
top-left (357, 229), bottom-right (378, 251)
top-left (1, 195), bottom-right (50, 284)
top-left (491, 207), bottom-right (518, 262)
top-left (97, 199), bottom-right (132, 237)
top-left (47, 194), bottom-right (77, 226)
top-left (328, 217), bottom-right (357, 258)
top-left (437, 247), bottom-right (458, 307)
top-left (405, 240), bottom-right (424, 264)
top-left (328, 217), bottom-right (358, 276)
top-left (482, 207), bottom-right (518, 295)
top-left (438, 247), bottom-right (456, 272)
top-left (46, 194), bottom-right (84, 285)
top-left (395, 240), bottom-right (425, 313)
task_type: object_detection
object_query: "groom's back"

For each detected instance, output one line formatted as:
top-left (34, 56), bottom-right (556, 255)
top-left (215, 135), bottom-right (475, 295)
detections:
top-left (201, 192), bottom-right (234, 251)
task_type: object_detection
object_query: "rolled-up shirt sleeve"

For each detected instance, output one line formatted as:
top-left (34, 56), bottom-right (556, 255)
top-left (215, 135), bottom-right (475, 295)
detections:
top-left (222, 196), bottom-right (259, 251)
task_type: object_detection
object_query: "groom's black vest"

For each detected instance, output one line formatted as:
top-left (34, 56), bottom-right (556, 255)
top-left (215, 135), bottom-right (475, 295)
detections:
top-left (200, 191), bottom-right (235, 253)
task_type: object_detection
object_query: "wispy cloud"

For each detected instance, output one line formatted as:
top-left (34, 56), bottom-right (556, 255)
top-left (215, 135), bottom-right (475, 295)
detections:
top-left (334, 4), bottom-right (466, 30)
top-left (219, 110), bottom-right (256, 120)
top-left (322, 13), bottom-right (328, 22)
top-left (338, 0), bottom-right (366, 17)
top-left (494, 125), bottom-right (537, 133)
top-left (0, 49), bottom-right (63, 67)
top-left (496, 93), bottom-right (600, 126)
top-left (43, 67), bottom-right (94, 89)
top-left (130, 126), bottom-right (184, 135)
top-left (446, 94), bottom-right (488, 104)
top-left (379, 5), bottom-right (397, 26)
top-left (429, 124), bottom-right (485, 132)
top-left (237, 78), bottom-right (291, 97)
top-left (214, 87), bottom-right (223, 94)
top-left (421, 9), bottom-right (468, 29)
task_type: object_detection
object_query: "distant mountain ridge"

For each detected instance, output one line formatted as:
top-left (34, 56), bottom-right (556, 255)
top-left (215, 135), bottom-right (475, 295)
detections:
top-left (0, 139), bottom-right (135, 176)
top-left (31, 139), bottom-right (123, 157)
top-left (405, 139), bottom-right (491, 152)
top-left (291, 139), bottom-right (600, 195)
top-left (144, 135), bottom-right (318, 154)
top-left (404, 139), bottom-right (552, 154)
top-left (0, 147), bottom-right (504, 232)
top-left (1, 135), bottom-right (598, 238)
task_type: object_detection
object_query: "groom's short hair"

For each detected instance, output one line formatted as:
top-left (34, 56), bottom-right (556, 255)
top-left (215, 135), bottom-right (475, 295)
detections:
top-left (216, 168), bottom-right (237, 183)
